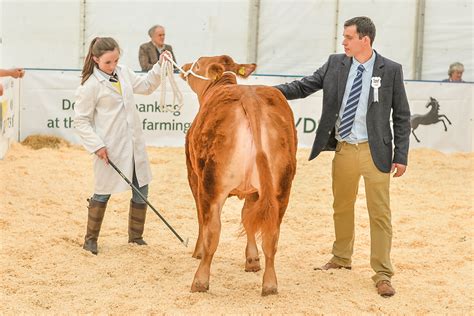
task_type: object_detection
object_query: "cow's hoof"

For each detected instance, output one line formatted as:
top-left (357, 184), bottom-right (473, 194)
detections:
top-left (261, 286), bottom-right (278, 296)
top-left (245, 257), bottom-right (261, 272)
top-left (191, 281), bottom-right (209, 293)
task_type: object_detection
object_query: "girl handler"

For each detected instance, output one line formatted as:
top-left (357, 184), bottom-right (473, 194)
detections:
top-left (74, 37), bottom-right (170, 255)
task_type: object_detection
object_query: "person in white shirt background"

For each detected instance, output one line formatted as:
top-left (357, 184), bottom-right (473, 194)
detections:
top-left (0, 68), bottom-right (25, 96)
top-left (74, 37), bottom-right (171, 255)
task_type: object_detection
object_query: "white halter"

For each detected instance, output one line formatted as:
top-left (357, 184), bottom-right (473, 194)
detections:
top-left (158, 55), bottom-right (239, 114)
top-left (183, 60), bottom-right (211, 81)
top-left (163, 55), bottom-right (237, 81)
top-left (161, 55), bottom-right (210, 81)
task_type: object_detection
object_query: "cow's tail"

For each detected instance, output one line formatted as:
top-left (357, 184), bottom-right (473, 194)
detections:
top-left (240, 91), bottom-right (279, 238)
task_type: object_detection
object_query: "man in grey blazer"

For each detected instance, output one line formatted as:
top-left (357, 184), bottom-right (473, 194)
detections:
top-left (139, 25), bottom-right (177, 72)
top-left (275, 16), bottom-right (410, 297)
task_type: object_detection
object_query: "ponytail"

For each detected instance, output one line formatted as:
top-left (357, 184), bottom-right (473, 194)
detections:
top-left (80, 37), bottom-right (120, 85)
top-left (81, 37), bottom-right (99, 85)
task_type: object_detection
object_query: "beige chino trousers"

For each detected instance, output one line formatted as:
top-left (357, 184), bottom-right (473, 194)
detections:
top-left (329, 141), bottom-right (394, 283)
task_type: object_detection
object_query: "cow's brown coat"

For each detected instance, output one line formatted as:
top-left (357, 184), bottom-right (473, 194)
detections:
top-left (181, 55), bottom-right (297, 295)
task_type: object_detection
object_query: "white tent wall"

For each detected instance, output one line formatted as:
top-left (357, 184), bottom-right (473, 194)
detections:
top-left (256, 0), bottom-right (338, 75)
top-left (84, 0), bottom-right (251, 71)
top-left (256, 0), bottom-right (418, 78)
top-left (0, 0), bottom-right (472, 78)
top-left (1, 0), bottom-right (81, 69)
top-left (422, 0), bottom-right (473, 81)
top-left (335, 0), bottom-right (417, 79)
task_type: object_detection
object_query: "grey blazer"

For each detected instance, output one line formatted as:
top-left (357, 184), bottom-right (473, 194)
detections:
top-left (138, 41), bottom-right (177, 71)
top-left (275, 52), bottom-right (411, 173)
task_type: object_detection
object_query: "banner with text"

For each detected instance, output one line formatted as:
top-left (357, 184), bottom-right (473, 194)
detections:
top-left (0, 78), bottom-right (20, 159)
top-left (19, 70), bottom-right (473, 152)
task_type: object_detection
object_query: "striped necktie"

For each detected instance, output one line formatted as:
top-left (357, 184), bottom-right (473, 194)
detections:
top-left (109, 73), bottom-right (118, 83)
top-left (339, 64), bottom-right (365, 139)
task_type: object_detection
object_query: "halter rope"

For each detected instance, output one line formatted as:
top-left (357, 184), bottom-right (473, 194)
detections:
top-left (159, 54), bottom-right (238, 112)
top-left (159, 56), bottom-right (184, 113)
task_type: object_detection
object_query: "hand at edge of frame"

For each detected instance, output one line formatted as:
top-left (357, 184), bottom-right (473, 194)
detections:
top-left (9, 68), bottom-right (25, 79)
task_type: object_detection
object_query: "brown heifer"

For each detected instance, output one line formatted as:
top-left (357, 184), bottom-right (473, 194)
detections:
top-left (181, 55), bottom-right (297, 296)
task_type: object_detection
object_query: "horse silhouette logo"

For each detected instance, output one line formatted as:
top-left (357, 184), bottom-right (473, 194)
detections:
top-left (410, 97), bottom-right (452, 143)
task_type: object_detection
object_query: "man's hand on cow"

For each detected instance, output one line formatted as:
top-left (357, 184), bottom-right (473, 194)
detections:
top-left (391, 163), bottom-right (406, 177)
top-left (95, 147), bottom-right (109, 164)
top-left (159, 51), bottom-right (172, 65)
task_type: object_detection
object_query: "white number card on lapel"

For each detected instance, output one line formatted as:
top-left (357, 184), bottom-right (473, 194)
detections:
top-left (371, 77), bottom-right (381, 102)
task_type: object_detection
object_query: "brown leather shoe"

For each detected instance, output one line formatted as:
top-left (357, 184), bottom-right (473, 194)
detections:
top-left (314, 262), bottom-right (352, 271)
top-left (376, 280), bottom-right (396, 297)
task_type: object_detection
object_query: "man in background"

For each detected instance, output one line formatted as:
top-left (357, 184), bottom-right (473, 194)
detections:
top-left (139, 25), bottom-right (177, 72)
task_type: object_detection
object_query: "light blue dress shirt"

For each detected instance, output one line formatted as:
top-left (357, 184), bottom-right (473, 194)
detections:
top-left (335, 51), bottom-right (376, 143)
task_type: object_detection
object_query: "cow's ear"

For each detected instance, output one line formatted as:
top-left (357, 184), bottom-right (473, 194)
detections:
top-left (207, 63), bottom-right (225, 81)
top-left (236, 63), bottom-right (256, 78)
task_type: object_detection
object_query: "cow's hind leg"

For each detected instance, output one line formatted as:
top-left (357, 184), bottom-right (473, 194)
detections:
top-left (242, 192), bottom-right (261, 272)
top-left (191, 194), bottom-right (224, 293)
top-left (189, 173), bottom-right (203, 259)
top-left (261, 165), bottom-right (294, 296)
top-left (185, 146), bottom-right (203, 259)
top-left (261, 227), bottom-right (280, 296)
top-left (193, 220), bottom-right (204, 259)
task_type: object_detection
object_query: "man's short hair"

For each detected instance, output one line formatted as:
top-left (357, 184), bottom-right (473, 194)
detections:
top-left (448, 62), bottom-right (464, 76)
top-left (344, 16), bottom-right (376, 45)
top-left (148, 25), bottom-right (164, 38)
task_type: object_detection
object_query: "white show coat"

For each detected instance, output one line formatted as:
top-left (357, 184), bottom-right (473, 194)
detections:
top-left (74, 63), bottom-right (162, 194)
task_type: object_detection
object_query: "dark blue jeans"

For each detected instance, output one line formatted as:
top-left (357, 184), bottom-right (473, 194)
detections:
top-left (92, 166), bottom-right (148, 204)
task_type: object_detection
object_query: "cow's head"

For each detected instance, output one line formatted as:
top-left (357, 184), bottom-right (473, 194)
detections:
top-left (180, 55), bottom-right (256, 94)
